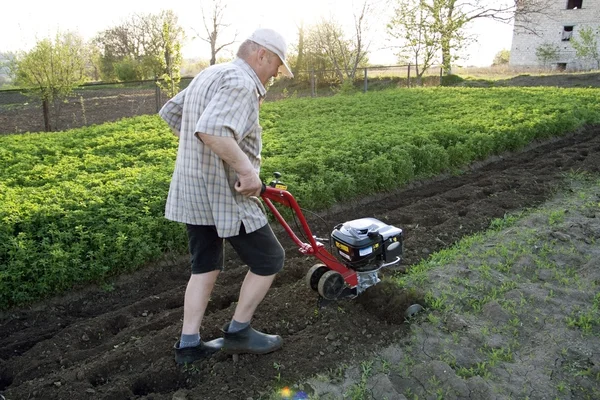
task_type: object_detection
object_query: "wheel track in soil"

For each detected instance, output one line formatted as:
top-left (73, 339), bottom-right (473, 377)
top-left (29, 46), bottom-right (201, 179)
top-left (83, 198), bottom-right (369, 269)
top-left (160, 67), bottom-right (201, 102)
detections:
top-left (1, 125), bottom-right (599, 400)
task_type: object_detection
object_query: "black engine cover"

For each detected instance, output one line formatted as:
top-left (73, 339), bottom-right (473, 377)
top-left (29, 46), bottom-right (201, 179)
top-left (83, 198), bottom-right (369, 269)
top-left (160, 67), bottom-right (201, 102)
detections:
top-left (331, 217), bottom-right (402, 271)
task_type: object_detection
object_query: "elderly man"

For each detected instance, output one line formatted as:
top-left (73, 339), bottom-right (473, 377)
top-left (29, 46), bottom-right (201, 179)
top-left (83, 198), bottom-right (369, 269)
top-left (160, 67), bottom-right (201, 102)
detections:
top-left (159, 28), bottom-right (293, 364)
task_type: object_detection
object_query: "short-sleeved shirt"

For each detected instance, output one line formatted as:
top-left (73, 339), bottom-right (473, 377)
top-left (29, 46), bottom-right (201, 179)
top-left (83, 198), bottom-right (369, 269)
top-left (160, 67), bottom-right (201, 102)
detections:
top-left (159, 58), bottom-right (268, 238)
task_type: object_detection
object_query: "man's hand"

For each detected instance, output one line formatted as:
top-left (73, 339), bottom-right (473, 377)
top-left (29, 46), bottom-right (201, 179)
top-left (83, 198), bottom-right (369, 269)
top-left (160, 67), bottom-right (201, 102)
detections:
top-left (235, 171), bottom-right (262, 196)
top-left (196, 133), bottom-right (261, 197)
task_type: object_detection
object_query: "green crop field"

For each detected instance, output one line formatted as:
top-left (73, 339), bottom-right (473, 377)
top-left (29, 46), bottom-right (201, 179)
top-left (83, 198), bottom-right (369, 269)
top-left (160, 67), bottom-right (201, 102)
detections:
top-left (1, 86), bottom-right (599, 309)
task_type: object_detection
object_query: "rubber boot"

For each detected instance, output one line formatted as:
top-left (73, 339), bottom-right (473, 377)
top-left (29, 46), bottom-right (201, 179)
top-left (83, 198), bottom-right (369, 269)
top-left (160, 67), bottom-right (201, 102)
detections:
top-left (174, 338), bottom-right (224, 365)
top-left (221, 323), bottom-right (283, 355)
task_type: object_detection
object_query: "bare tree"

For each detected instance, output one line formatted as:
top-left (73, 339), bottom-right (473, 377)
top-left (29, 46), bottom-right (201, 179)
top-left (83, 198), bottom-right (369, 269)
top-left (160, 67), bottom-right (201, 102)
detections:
top-left (301, 25), bottom-right (336, 82)
top-left (512, 0), bottom-right (555, 33)
top-left (389, 0), bottom-right (552, 74)
top-left (94, 10), bottom-right (184, 81)
top-left (292, 22), bottom-right (306, 78)
top-left (195, 0), bottom-right (237, 65)
top-left (309, 1), bottom-right (372, 83)
top-left (388, 0), bottom-right (441, 85)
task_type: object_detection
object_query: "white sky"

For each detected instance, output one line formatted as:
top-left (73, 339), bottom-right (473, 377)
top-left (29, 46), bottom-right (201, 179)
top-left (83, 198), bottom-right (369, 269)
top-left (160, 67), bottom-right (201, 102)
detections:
top-left (2, 0), bottom-right (513, 67)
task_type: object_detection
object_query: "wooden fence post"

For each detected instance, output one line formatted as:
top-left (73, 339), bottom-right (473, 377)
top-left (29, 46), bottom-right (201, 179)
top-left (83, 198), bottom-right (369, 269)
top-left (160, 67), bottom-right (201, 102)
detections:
top-left (311, 70), bottom-right (316, 98)
top-left (155, 82), bottom-right (161, 113)
top-left (363, 68), bottom-right (368, 93)
top-left (407, 64), bottom-right (411, 88)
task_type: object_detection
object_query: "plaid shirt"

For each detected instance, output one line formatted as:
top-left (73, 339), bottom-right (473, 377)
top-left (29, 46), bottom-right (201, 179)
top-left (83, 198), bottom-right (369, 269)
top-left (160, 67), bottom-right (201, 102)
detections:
top-left (159, 58), bottom-right (268, 238)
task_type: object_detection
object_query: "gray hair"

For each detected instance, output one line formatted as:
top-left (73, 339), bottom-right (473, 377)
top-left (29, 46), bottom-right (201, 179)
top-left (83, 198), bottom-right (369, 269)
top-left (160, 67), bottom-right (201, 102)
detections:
top-left (237, 40), bottom-right (260, 59)
top-left (237, 40), bottom-right (276, 61)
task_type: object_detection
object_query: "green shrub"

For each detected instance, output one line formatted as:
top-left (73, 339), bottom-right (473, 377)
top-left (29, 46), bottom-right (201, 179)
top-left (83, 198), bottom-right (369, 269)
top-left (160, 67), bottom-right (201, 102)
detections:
top-left (441, 74), bottom-right (465, 86)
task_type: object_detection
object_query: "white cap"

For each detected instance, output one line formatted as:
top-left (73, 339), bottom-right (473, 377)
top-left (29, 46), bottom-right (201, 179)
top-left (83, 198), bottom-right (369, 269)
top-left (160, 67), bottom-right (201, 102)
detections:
top-left (248, 28), bottom-right (294, 78)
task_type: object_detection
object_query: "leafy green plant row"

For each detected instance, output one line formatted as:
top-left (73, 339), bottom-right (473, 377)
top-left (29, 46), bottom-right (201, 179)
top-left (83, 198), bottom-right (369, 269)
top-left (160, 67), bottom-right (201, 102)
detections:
top-left (1, 87), bottom-right (599, 309)
top-left (0, 117), bottom-right (185, 308)
top-left (260, 87), bottom-right (600, 209)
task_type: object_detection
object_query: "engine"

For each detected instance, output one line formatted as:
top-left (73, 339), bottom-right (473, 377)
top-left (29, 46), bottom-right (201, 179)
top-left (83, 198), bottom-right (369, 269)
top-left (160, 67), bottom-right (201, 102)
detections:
top-left (331, 217), bottom-right (403, 272)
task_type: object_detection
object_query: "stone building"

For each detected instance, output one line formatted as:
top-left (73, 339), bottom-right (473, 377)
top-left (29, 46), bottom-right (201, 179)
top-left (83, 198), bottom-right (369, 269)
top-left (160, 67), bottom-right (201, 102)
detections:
top-left (509, 0), bottom-right (600, 70)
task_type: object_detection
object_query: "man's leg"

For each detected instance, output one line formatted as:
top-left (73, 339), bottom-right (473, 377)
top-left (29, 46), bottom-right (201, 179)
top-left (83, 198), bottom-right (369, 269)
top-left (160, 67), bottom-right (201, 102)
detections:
top-left (174, 225), bottom-right (224, 364)
top-left (222, 223), bottom-right (285, 354)
top-left (182, 224), bottom-right (224, 336)
top-left (182, 270), bottom-right (220, 334)
top-left (232, 271), bottom-right (276, 323)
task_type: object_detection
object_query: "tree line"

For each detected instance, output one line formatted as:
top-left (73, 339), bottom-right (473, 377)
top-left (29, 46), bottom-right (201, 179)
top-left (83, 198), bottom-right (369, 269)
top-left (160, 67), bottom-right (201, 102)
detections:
top-left (0, 1), bottom-right (567, 132)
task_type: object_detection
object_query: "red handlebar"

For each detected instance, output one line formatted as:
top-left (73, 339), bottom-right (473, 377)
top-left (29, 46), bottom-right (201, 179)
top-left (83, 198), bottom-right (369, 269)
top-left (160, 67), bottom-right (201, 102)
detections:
top-left (260, 186), bottom-right (319, 253)
top-left (260, 185), bottom-right (358, 286)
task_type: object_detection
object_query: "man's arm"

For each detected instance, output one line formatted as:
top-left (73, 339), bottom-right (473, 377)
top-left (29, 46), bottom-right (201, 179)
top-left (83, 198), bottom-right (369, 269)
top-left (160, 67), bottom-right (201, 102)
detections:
top-left (158, 89), bottom-right (186, 136)
top-left (196, 133), bottom-right (262, 196)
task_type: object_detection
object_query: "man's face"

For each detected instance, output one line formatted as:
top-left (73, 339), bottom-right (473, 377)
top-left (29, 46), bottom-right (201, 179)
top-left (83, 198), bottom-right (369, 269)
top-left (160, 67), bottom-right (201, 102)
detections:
top-left (257, 48), bottom-right (283, 86)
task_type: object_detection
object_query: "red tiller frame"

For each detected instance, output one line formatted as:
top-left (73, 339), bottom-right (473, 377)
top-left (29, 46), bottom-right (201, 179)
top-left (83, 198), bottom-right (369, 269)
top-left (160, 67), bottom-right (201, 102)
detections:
top-left (261, 186), bottom-right (359, 288)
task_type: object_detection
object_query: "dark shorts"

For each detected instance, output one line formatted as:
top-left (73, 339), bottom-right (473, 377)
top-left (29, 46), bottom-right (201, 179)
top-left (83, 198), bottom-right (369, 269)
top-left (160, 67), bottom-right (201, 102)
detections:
top-left (186, 223), bottom-right (285, 276)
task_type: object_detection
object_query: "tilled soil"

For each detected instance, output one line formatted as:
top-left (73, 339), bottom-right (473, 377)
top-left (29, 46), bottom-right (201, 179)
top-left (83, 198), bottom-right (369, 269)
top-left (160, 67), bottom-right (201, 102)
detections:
top-left (1, 125), bottom-right (599, 400)
top-left (0, 89), bottom-right (161, 134)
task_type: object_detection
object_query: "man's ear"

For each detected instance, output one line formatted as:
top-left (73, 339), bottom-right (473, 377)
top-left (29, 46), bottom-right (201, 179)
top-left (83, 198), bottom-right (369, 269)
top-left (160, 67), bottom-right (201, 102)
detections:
top-left (257, 47), bottom-right (268, 62)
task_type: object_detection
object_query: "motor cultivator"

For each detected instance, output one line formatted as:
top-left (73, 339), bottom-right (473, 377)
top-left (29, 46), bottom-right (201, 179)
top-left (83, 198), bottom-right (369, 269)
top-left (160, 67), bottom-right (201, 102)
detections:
top-left (260, 173), bottom-right (404, 301)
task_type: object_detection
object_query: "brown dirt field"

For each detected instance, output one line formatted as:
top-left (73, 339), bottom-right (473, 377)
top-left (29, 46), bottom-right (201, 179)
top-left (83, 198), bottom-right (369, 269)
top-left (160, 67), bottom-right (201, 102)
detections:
top-left (0, 88), bottom-right (162, 134)
top-left (1, 123), bottom-right (599, 399)
top-left (2, 72), bottom-right (598, 135)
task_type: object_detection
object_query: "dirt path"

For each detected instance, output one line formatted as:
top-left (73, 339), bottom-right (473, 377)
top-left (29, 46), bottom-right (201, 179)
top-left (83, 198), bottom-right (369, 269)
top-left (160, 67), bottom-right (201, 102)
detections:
top-left (1, 125), bottom-right (599, 400)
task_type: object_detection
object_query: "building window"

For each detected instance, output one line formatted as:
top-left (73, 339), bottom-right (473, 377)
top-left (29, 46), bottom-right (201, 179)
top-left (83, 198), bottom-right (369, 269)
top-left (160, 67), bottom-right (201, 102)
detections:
top-left (557, 63), bottom-right (567, 71)
top-left (562, 26), bottom-right (574, 41)
top-left (566, 0), bottom-right (582, 9)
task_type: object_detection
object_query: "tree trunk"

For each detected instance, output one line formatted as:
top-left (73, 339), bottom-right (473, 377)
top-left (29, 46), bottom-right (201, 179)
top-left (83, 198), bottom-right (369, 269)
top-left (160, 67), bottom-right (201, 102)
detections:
top-left (441, 1), bottom-right (456, 75)
top-left (42, 99), bottom-right (51, 132)
top-left (294, 25), bottom-right (305, 77)
top-left (441, 36), bottom-right (452, 75)
top-left (210, 36), bottom-right (217, 66)
top-left (415, 57), bottom-right (423, 86)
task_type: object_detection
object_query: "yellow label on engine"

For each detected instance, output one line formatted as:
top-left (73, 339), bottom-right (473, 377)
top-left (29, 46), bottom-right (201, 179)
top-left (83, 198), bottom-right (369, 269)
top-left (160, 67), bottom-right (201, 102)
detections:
top-left (275, 183), bottom-right (288, 190)
top-left (335, 241), bottom-right (349, 252)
